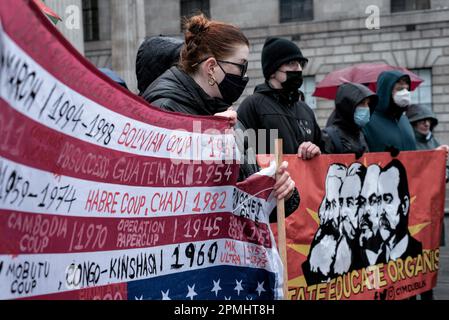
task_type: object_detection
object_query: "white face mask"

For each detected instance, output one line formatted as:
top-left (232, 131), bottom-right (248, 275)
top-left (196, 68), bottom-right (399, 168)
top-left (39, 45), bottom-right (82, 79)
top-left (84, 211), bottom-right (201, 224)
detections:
top-left (393, 89), bottom-right (411, 108)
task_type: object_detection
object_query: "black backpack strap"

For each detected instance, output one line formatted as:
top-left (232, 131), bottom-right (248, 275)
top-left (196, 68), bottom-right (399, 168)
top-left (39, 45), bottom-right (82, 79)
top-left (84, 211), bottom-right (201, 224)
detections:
top-left (324, 126), bottom-right (344, 154)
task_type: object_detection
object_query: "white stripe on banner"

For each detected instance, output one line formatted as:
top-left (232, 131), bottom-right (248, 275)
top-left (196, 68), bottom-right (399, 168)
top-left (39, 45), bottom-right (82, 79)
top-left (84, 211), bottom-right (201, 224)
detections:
top-left (0, 237), bottom-right (278, 299)
top-left (0, 156), bottom-right (237, 218)
top-left (0, 156), bottom-right (272, 223)
top-left (0, 31), bottom-right (238, 162)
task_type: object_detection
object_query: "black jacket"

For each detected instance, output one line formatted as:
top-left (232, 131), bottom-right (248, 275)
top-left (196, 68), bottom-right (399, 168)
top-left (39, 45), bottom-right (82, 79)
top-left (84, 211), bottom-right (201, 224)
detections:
top-left (237, 82), bottom-right (323, 155)
top-left (142, 66), bottom-right (230, 115)
top-left (323, 83), bottom-right (377, 156)
top-left (142, 67), bottom-right (300, 220)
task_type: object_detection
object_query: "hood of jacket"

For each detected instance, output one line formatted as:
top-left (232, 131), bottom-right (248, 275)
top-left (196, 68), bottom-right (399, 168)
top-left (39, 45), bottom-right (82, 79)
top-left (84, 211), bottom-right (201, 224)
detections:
top-left (333, 82), bottom-right (377, 132)
top-left (375, 70), bottom-right (411, 118)
top-left (406, 103), bottom-right (438, 129)
top-left (136, 36), bottom-right (183, 95)
top-left (362, 70), bottom-right (417, 152)
top-left (143, 66), bottom-right (230, 115)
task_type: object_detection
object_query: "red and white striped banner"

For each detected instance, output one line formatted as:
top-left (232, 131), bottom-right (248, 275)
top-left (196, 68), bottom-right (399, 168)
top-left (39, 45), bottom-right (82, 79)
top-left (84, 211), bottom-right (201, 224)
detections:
top-left (0, 0), bottom-right (283, 300)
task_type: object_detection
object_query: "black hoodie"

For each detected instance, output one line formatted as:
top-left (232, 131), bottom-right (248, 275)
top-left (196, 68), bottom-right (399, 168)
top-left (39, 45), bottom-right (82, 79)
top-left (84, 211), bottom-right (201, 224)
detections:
top-left (136, 36), bottom-right (183, 95)
top-left (323, 83), bottom-right (377, 155)
top-left (237, 82), bottom-right (323, 155)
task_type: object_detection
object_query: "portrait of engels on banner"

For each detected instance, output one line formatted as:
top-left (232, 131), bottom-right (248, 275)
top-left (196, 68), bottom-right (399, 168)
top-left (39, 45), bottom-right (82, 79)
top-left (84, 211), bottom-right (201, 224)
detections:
top-left (302, 159), bottom-right (423, 286)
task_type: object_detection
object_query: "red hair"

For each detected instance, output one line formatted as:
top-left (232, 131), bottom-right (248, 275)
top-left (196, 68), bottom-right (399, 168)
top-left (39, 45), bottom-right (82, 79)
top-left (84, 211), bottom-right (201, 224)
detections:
top-left (180, 14), bottom-right (249, 74)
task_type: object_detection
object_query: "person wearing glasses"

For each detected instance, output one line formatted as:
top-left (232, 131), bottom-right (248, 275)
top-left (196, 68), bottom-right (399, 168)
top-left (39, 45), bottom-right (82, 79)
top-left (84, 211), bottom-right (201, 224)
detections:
top-left (237, 37), bottom-right (323, 159)
top-left (142, 14), bottom-right (300, 216)
top-left (142, 14), bottom-right (248, 121)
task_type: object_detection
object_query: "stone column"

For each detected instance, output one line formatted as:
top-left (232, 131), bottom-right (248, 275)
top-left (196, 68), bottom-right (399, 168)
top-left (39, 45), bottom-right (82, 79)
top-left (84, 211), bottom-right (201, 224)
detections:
top-left (44, 0), bottom-right (85, 54)
top-left (110, 0), bottom-right (146, 93)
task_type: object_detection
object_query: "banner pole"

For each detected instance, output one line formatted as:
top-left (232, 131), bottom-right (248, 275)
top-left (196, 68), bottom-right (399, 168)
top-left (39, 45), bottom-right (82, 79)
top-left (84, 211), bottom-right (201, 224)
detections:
top-left (275, 138), bottom-right (288, 300)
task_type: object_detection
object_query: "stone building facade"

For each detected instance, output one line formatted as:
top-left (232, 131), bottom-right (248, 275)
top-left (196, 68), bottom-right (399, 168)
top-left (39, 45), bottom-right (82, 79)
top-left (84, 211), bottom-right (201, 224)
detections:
top-left (54, 0), bottom-right (449, 210)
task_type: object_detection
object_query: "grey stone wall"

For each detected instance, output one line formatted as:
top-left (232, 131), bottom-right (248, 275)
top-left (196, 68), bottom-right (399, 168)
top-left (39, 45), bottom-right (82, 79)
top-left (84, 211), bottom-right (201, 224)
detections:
top-left (211, 0), bottom-right (278, 28)
top-left (45, 0), bottom-right (84, 54)
top-left (84, 41), bottom-right (112, 69)
top-left (432, 0), bottom-right (449, 9)
top-left (145, 0), bottom-right (180, 36)
top-left (313, 0), bottom-right (390, 21)
top-left (98, 0), bottom-right (111, 41)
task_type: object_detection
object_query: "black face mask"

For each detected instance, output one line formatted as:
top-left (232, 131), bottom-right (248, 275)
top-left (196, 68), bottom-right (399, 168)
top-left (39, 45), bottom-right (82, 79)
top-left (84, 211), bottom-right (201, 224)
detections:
top-left (281, 71), bottom-right (303, 92)
top-left (217, 73), bottom-right (249, 105)
top-left (217, 64), bottom-right (249, 105)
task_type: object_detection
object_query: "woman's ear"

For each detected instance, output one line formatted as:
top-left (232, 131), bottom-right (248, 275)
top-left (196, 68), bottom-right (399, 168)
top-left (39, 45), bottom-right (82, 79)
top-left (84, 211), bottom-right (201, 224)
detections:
top-left (204, 57), bottom-right (217, 75)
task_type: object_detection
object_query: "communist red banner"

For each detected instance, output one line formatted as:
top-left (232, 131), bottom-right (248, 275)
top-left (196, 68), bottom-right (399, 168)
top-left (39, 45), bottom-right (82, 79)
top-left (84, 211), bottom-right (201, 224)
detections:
top-left (260, 151), bottom-right (446, 300)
